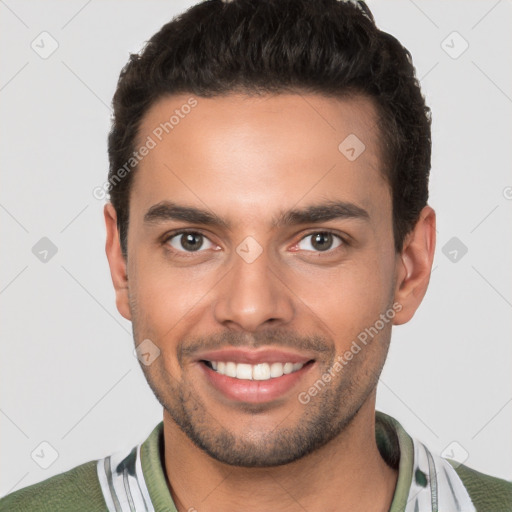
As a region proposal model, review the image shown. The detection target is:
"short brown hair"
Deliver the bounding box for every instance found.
[108,0,431,255]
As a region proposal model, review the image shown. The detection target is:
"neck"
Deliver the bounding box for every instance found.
[162,395,397,512]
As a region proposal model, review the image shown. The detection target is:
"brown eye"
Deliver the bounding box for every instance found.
[297,232,343,252]
[167,232,215,252]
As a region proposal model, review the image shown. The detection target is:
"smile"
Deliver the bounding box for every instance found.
[203,360,305,380]
[198,358,315,403]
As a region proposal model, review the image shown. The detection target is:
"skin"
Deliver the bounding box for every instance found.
[105,93,436,512]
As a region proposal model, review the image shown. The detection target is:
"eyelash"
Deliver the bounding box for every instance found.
[162,229,349,257]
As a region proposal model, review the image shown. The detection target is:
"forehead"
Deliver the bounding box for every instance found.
[130,93,389,226]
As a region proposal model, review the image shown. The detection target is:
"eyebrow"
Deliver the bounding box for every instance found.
[143,200,370,229]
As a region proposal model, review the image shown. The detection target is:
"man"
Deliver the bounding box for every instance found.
[1,0,510,510]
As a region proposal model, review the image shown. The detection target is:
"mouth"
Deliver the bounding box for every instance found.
[201,359,312,380]
[196,349,316,404]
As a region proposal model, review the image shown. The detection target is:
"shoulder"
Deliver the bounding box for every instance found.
[450,460,512,512]
[0,460,107,512]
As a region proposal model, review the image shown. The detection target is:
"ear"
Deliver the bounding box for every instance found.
[104,203,131,321]
[393,205,436,325]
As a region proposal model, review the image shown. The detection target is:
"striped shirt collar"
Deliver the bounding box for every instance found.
[97,411,476,512]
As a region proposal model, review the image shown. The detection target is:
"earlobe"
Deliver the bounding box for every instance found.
[104,203,132,321]
[393,206,436,325]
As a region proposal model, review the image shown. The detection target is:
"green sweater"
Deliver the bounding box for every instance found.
[1,411,510,511]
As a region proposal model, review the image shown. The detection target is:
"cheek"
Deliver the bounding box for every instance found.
[288,250,395,347]
[128,249,214,336]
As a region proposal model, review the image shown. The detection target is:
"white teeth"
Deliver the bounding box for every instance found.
[225,361,237,378]
[236,363,253,380]
[253,363,270,380]
[208,360,305,380]
[283,362,294,374]
[270,362,284,378]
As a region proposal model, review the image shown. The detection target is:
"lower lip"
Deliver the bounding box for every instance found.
[198,361,314,403]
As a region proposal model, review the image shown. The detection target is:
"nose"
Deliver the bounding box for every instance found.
[212,244,295,332]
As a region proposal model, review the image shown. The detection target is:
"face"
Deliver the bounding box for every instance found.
[106,93,426,467]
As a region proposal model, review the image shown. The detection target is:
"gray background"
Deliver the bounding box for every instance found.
[1,0,511,497]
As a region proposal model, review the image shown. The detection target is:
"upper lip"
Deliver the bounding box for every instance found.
[195,348,315,365]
